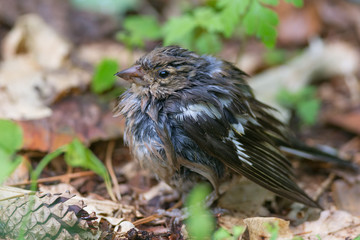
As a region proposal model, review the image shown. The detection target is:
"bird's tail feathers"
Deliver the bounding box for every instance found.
[279,140,359,172]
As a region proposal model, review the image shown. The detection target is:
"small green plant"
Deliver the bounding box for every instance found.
[91,58,126,99]
[186,184,246,240]
[277,86,321,126]
[292,236,305,240]
[116,15,162,49]
[213,228,232,240]
[27,139,114,199]
[91,58,119,94]
[185,184,215,240]
[213,226,245,240]
[265,223,308,240]
[117,0,304,53]
[0,120,24,184]
[264,49,287,66]
[266,222,280,240]
[64,139,115,200]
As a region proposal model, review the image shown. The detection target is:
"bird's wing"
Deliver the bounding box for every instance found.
[169,90,320,208]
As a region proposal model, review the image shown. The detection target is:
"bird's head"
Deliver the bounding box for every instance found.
[116,46,223,99]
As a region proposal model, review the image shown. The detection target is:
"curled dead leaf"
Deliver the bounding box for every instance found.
[244,217,293,240]
[294,210,360,240]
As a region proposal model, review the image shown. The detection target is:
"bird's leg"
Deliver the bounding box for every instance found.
[205,189,219,208]
[158,189,180,205]
[155,200,187,222]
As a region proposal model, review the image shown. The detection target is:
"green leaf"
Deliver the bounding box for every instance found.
[292,236,305,240]
[217,0,250,37]
[117,32,144,49]
[242,2,258,35]
[117,15,161,48]
[193,7,223,33]
[0,119,23,154]
[266,222,279,240]
[264,49,287,65]
[64,139,114,199]
[297,99,320,125]
[243,1,279,48]
[276,87,320,126]
[353,235,360,240]
[259,0,279,6]
[258,22,277,48]
[185,184,215,240]
[91,59,118,94]
[195,32,222,54]
[125,15,161,39]
[0,150,23,184]
[163,15,197,47]
[277,88,296,107]
[65,139,108,178]
[220,8,238,37]
[232,226,245,238]
[285,0,304,7]
[261,7,279,25]
[217,0,249,14]
[213,228,231,240]
[31,147,65,190]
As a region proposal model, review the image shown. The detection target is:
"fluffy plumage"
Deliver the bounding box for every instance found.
[115,46,352,208]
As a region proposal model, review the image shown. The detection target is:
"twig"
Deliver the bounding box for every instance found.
[0,192,36,202]
[105,140,121,201]
[314,172,336,201]
[327,223,360,235]
[8,171,95,186]
[293,231,314,236]
[132,200,183,226]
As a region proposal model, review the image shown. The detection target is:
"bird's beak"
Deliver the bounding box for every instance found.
[115,65,146,85]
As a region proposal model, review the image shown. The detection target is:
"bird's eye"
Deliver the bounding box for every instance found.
[158,70,170,78]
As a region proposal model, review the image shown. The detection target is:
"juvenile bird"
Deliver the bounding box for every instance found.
[115,46,354,208]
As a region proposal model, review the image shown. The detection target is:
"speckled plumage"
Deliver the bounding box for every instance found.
[116,46,324,207]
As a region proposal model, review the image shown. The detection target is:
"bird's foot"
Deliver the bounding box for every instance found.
[156,207,189,223]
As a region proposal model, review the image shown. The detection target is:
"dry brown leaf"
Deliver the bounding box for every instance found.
[244,217,293,240]
[0,0,118,45]
[318,0,360,39]
[2,14,71,68]
[332,179,360,216]
[218,214,246,239]
[293,210,360,240]
[250,40,360,121]
[77,41,145,71]
[236,52,264,75]
[76,197,140,221]
[0,14,91,120]
[340,137,360,166]
[325,111,360,135]
[218,177,274,216]
[141,181,174,201]
[16,94,125,152]
[0,57,54,119]
[275,1,322,46]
